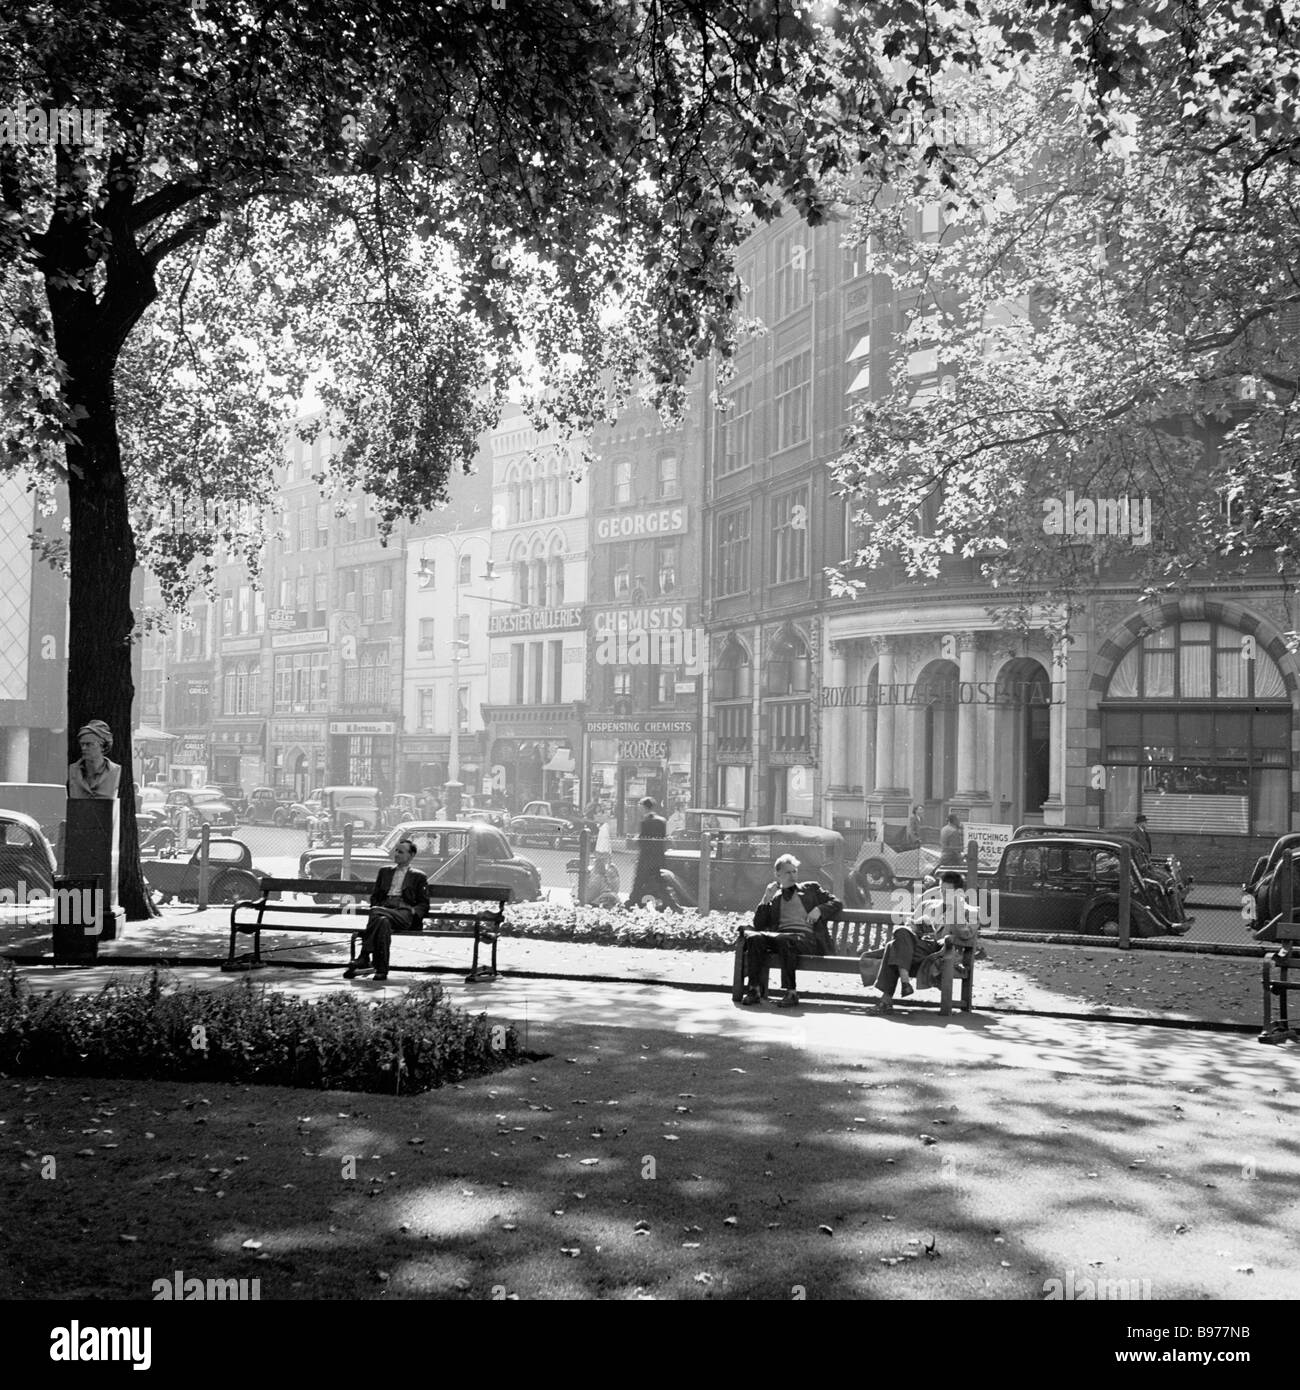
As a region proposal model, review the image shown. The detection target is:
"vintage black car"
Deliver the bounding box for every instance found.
[297,820,543,902]
[164,788,238,831]
[241,786,293,827]
[1242,832,1300,936]
[988,836,1189,937]
[141,837,274,904]
[659,825,848,912]
[1010,823,1192,917]
[136,809,178,856]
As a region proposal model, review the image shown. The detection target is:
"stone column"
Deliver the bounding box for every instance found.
[952,631,993,819]
[1042,637,1068,823]
[872,636,896,794]
[827,640,850,793]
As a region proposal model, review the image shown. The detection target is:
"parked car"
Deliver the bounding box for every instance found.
[302,786,384,845]
[141,837,272,905]
[1011,823,1192,921]
[384,793,419,829]
[136,809,177,856]
[659,825,848,912]
[242,786,293,827]
[464,807,510,830]
[287,796,321,829]
[851,831,941,891]
[986,836,1189,937]
[0,808,57,897]
[517,800,596,844]
[207,783,248,817]
[1242,832,1300,936]
[164,788,238,831]
[137,785,169,813]
[297,820,542,902]
[667,807,744,849]
[506,811,574,849]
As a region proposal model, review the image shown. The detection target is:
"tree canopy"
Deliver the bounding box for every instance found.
[830,2,1300,634]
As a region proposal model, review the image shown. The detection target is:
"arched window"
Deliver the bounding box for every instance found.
[534,557,549,608]
[614,459,632,506]
[1102,619,1289,835]
[765,625,811,696]
[532,470,545,519]
[546,465,560,517]
[507,469,520,524]
[561,473,573,514]
[515,561,530,608]
[716,634,752,700]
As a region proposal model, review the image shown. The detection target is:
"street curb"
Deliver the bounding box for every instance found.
[1,951,1265,1037]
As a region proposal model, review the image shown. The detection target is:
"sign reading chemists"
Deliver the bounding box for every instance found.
[592,604,703,669]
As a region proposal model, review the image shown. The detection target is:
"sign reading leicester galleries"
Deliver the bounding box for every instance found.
[487,606,584,636]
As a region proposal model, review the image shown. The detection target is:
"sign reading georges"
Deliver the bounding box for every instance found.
[594,505,686,541]
[618,739,668,762]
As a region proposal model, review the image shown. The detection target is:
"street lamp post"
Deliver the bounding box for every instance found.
[417,532,475,817]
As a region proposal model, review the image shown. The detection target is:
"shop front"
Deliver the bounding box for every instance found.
[400,733,486,800]
[483,706,584,812]
[170,735,210,787]
[210,721,266,791]
[328,719,398,799]
[268,718,327,799]
[584,716,697,834]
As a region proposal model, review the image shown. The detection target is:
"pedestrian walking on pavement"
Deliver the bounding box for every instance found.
[624,796,667,908]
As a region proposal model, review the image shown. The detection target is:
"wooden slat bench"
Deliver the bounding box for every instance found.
[731,908,976,1015]
[224,878,507,981]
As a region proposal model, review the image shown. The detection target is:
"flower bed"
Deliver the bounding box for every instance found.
[501,901,746,952]
[0,966,524,1094]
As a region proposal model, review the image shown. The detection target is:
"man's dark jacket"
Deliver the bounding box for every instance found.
[370,865,431,922]
[751,880,842,953]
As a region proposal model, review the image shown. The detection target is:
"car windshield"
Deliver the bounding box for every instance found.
[190,791,225,805]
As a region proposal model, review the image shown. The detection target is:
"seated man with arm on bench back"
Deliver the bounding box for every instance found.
[741,853,842,1009]
[345,837,429,981]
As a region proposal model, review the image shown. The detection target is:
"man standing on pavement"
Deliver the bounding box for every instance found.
[624,796,667,908]
[1133,814,1153,855]
[937,811,965,867]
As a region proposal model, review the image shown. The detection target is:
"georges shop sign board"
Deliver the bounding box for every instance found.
[594,506,687,541]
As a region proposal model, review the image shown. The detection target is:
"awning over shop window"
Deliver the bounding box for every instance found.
[543,748,576,773]
[133,725,176,741]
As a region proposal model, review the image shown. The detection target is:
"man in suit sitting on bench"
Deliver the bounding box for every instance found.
[345,837,429,981]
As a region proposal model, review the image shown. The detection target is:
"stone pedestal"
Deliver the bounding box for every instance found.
[63,798,125,941]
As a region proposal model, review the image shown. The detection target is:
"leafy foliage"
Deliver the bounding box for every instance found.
[831,7,1300,633]
[0,964,523,1094]
[503,899,745,951]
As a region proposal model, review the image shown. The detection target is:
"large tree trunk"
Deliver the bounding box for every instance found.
[45,165,159,920]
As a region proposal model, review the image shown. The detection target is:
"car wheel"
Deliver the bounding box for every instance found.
[1084,905,1120,937]
[211,870,262,905]
[859,859,894,890]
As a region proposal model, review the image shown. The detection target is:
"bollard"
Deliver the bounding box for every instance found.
[341,822,353,882]
[965,839,980,890]
[197,821,211,909]
[1117,842,1131,948]
[698,831,712,913]
[577,826,590,906]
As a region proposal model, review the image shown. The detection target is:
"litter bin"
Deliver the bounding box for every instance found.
[52,874,101,964]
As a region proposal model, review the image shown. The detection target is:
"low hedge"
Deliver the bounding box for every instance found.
[499,901,747,952]
[0,965,524,1094]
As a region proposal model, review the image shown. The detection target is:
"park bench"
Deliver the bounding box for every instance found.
[731,908,976,1016]
[224,877,506,981]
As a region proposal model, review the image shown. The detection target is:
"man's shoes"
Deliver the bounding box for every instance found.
[740,989,762,1005]
[373,972,388,982]
[776,990,799,1008]
[900,980,915,997]
[344,960,372,979]
[868,995,894,1013]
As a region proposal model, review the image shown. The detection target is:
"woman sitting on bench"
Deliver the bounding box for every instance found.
[345,838,429,982]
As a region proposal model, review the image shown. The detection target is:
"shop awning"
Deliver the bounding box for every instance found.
[133,725,176,741]
[543,748,576,773]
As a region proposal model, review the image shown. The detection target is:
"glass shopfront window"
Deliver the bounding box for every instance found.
[1102,621,1290,835]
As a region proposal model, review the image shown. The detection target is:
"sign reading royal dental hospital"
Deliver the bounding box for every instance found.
[594,505,687,541]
